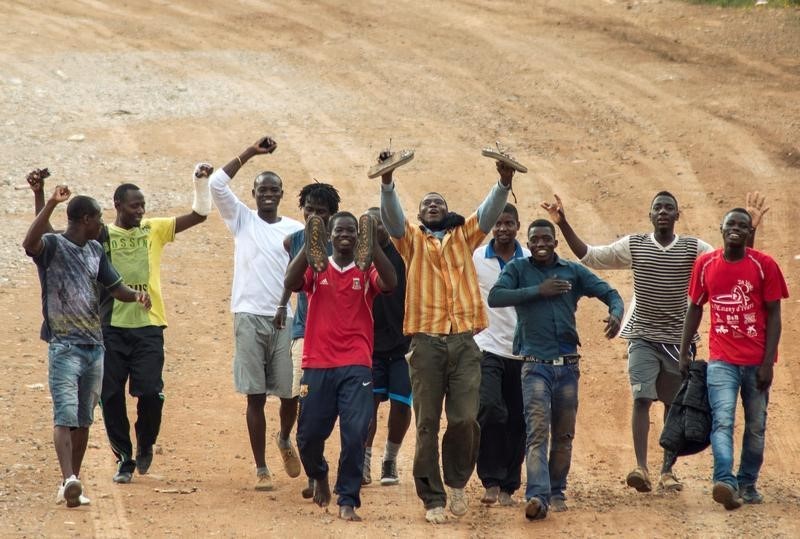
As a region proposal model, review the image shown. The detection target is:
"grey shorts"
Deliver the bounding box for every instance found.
[290,338,304,398]
[233,313,293,398]
[627,338,682,404]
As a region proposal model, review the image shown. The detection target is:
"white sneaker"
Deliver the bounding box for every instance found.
[56,476,84,508]
[448,487,468,517]
[425,506,447,524]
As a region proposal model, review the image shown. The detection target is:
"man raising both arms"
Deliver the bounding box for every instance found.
[378,148,514,523]
[209,136,304,490]
[542,191,767,493]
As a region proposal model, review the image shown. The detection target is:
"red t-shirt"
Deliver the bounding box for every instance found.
[302,259,382,369]
[688,248,789,366]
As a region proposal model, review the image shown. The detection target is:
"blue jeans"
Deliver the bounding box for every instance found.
[521,362,580,506]
[706,360,769,489]
[48,342,104,427]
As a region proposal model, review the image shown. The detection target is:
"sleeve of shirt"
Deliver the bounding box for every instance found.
[488,260,540,307]
[367,266,385,298]
[581,236,632,269]
[30,234,57,266]
[687,256,708,305]
[301,266,315,295]
[761,256,790,302]
[380,182,407,238]
[697,238,714,255]
[463,213,487,251]
[145,217,177,245]
[209,168,246,233]
[97,248,124,290]
[576,265,624,319]
[390,220,417,263]
[476,181,511,233]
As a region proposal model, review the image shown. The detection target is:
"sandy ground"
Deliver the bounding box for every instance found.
[1,0,799,537]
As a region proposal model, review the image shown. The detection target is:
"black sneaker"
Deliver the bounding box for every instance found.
[739,484,764,504]
[113,471,133,484]
[136,446,153,475]
[380,460,399,486]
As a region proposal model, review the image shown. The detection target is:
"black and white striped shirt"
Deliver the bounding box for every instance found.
[582,233,713,344]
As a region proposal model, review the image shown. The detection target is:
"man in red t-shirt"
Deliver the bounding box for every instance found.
[679,207,788,511]
[284,211,397,521]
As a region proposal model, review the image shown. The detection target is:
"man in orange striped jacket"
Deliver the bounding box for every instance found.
[378,151,515,523]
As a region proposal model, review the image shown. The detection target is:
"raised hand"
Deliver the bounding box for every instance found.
[540,194,566,225]
[50,184,71,204]
[194,163,214,178]
[496,160,515,187]
[538,276,573,297]
[253,136,277,155]
[745,191,769,230]
[27,168,50,193]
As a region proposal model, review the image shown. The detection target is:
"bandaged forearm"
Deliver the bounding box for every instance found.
[192,163,213,216]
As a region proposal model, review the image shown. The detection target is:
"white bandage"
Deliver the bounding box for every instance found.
[192,162,213,216]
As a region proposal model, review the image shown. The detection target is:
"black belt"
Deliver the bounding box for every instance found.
[523,354,580,366]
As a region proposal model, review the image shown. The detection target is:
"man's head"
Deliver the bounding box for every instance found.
[328,211,358,257]
[417,192,448,229]
[298,182,341,225]
[493,203,520,248]
[365,207,389,247]
[67,195,104,239]
[252,171,283,214]
[527,218,558,265]
[720,208,753,249]
[113,183,145,229]
[649,191,679,234]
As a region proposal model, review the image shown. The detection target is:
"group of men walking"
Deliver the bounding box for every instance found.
[25,136,788,522]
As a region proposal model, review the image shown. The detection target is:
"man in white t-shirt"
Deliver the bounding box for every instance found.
[209,136,304,491]
[473,203,531,508]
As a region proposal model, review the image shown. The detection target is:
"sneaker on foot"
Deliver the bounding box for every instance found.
[425,506,447,524]
[380,460,399,486]
[550,497,568,512]
[255,470,274,491]
[712,482,744,510]
[61,475,82,508]
[448,487,468,517]
[275,433,301,478]
[524,497,547,521]
[739,484,764,504]
[658,471,683,492]
[481,486,500,505]
[56,478,88,507]
[626,466,652,493]
[498,491,517,506]
[136,446,153,475]
[113,471,132,484]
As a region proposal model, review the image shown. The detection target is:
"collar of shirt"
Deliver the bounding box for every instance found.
[484,239,525,270]
[527,253,569,270]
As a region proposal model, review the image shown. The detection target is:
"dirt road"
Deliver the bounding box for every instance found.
[1,1,798,536]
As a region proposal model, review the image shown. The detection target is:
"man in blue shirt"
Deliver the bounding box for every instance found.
[488,219,623,521]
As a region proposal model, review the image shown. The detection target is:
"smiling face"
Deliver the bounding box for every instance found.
[418,192,448,228]
[493,211,519,248]
[528,225,558,265]
[721,210,752,249]
[649,194,679,234]
[252,174,283,214]
[330,214,358,256]
[115,189,145,229]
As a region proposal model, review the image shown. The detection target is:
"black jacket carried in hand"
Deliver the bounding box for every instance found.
[659,360,711,456]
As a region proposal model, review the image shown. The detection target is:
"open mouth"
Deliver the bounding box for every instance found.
[535,248,550,256]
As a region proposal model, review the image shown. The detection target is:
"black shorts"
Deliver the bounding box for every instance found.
[372,354,412,406]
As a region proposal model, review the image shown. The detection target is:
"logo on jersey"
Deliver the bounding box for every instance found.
[352,278,362,290]
[711,279,753,308]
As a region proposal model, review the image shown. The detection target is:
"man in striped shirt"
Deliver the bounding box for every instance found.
[541,191,765,493]
[378,151,514,524]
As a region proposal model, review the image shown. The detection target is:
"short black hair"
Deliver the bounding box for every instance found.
[329,211,358,230]
[254,171,282,188]
[67,195,101,222]
[723,207,752,225]
[298,182,340,214]
[113,183,141,204]
[527,218,556,236]
[651,191,678,209]
[500,203,519,222]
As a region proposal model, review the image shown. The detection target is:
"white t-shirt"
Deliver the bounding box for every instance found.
[472,240,531,359]
[210,169,303,317]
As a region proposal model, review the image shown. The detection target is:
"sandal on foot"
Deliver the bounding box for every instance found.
[305,215,328,273]
[626,467,652,493]
[658,472,683,492]
[367,149,415,179]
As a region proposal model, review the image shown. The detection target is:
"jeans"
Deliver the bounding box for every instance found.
[706,360,769,489]
[408,332,482,510]
[522,362,580,506]
[49,342,104,427]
